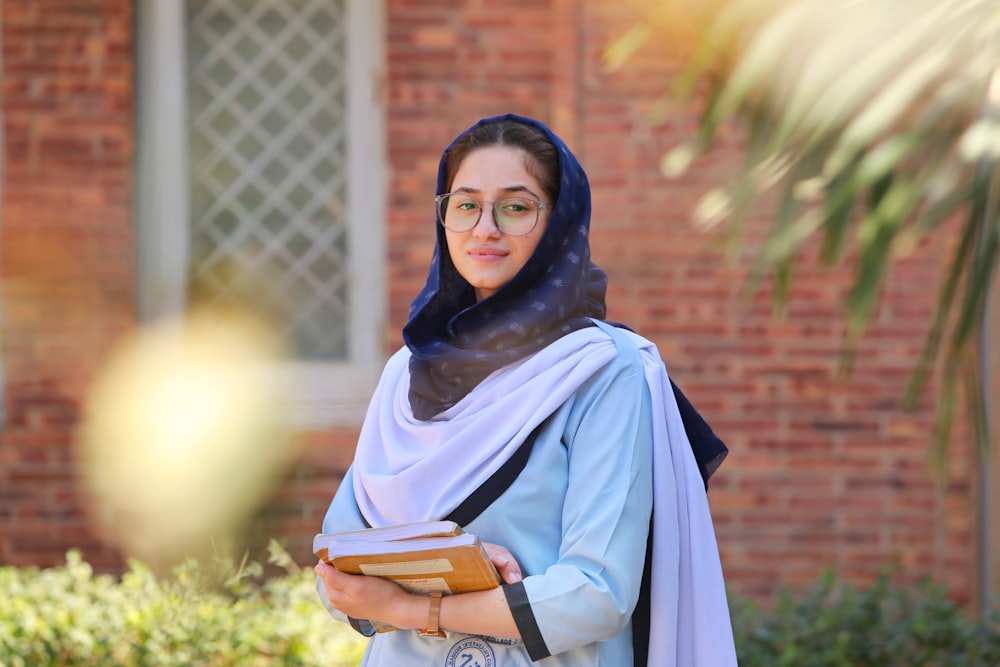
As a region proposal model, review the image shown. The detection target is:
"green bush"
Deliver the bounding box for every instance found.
[732,570,1000,667]
[0,541,368,667]
[5,550,1000,667]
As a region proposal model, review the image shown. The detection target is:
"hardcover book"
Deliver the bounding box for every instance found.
[313,519,502,598]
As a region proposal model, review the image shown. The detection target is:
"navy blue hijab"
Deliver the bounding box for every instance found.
[403,114,607,418]
[402,113,727,486]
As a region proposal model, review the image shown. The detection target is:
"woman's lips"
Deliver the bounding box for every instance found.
[469,246,507,261]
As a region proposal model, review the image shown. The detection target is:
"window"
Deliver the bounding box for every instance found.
[135,0,385,426]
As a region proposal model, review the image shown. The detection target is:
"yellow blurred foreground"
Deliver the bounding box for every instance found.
[79,307,298,568]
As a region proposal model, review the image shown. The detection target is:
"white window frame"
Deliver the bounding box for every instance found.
[134,0,385,427]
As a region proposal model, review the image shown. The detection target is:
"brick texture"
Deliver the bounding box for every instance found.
[0,0,981,611]
[1,0,134,570]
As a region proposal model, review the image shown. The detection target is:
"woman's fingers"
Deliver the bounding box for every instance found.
[482,542,523,584]
[316,560,413,625]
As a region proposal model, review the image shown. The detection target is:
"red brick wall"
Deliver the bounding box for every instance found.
[0,0,979,610]
[0,0,134,569]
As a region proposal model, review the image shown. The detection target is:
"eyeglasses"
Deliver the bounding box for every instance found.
[435,193,552,237]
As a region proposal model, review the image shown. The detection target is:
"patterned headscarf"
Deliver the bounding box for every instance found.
[403,114,608,420]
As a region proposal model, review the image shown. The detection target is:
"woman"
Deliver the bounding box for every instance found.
[316,114,736,666]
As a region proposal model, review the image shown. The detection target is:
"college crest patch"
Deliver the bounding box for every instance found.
[445,636,496,667]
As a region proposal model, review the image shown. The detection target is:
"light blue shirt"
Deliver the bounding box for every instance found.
[320,326,655,665]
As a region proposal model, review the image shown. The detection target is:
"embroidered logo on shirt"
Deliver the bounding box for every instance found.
[445,637,496,667]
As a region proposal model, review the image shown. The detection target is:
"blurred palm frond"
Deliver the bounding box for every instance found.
[608,0,1000,461]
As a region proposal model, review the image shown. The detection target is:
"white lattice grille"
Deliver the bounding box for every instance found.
[187,0,349,359]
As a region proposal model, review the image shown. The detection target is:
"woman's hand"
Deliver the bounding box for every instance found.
[482,541,523,584]
[315,561,422,628]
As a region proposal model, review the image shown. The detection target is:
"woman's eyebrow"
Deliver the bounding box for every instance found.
[452,184,543,199]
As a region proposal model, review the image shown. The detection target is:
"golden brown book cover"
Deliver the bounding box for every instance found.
[313,521,502,631]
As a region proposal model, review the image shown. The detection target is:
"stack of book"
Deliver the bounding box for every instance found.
[313,519,502,598]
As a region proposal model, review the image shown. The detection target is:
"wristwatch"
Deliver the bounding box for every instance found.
[418,591,446,638]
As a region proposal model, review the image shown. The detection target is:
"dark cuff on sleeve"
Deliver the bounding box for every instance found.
[349,617,376,637]
[502,581,550,662]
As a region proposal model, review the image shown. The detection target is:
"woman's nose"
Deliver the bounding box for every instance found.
[472,204,502,237]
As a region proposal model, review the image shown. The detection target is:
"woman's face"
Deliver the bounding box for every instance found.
[444,145,552,301]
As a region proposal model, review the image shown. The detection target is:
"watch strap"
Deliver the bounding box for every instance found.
[418,591,446,638]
